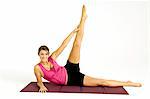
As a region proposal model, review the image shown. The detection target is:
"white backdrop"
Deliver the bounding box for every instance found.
[0,0,149,99]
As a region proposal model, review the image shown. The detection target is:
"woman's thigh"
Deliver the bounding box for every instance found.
[83,75,105,86]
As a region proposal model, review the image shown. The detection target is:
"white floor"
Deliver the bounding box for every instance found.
[0,75,149,99]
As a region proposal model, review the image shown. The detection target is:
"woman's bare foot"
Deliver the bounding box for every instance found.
[127,81,142,87]
[81,5,87,20]
[77,5,87,30]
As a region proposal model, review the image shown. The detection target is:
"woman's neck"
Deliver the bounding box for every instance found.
[40,61,48,65]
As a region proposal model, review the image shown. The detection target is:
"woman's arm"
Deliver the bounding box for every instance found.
[34,65,48,93]
[51,27,79,60]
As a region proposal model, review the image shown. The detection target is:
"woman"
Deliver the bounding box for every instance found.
[34,5,142,93]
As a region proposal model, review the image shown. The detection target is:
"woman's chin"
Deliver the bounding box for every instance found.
[41,60,47,63]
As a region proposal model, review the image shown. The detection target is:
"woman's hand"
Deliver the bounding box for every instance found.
[72,26,80,34]
[39,86,48,93]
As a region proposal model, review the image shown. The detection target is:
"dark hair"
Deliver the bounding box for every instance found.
[38,45,49,55]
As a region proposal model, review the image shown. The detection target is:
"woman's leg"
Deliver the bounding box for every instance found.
[68,5,87,64]
[83,75,142,87]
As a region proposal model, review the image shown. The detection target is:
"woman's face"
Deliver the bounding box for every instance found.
[39,50,49,62]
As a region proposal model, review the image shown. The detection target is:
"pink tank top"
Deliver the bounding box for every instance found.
[38,56,68,85]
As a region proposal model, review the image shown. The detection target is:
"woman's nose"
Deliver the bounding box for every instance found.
[43,56,47,58]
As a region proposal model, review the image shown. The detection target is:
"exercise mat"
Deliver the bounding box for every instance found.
[20,82,128,95]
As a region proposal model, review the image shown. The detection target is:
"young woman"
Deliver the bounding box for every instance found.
[34,5,142,93]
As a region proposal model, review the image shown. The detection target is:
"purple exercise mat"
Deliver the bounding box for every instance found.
[20,82,129,95]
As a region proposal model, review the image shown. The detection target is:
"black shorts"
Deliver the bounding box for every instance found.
[64,60,85,86]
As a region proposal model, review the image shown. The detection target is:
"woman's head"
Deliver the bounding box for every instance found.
[38,45,50,62]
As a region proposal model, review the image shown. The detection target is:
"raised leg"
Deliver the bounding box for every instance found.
[68,5,87,64]
[83,75,142,87]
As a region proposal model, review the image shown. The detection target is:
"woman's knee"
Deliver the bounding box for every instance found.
[97,80,110,86]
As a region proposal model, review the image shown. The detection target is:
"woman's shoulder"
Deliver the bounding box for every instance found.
[48,55,56,63]
[34,64,44,77]
[34,64,41,71]
[49,53,57,61]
